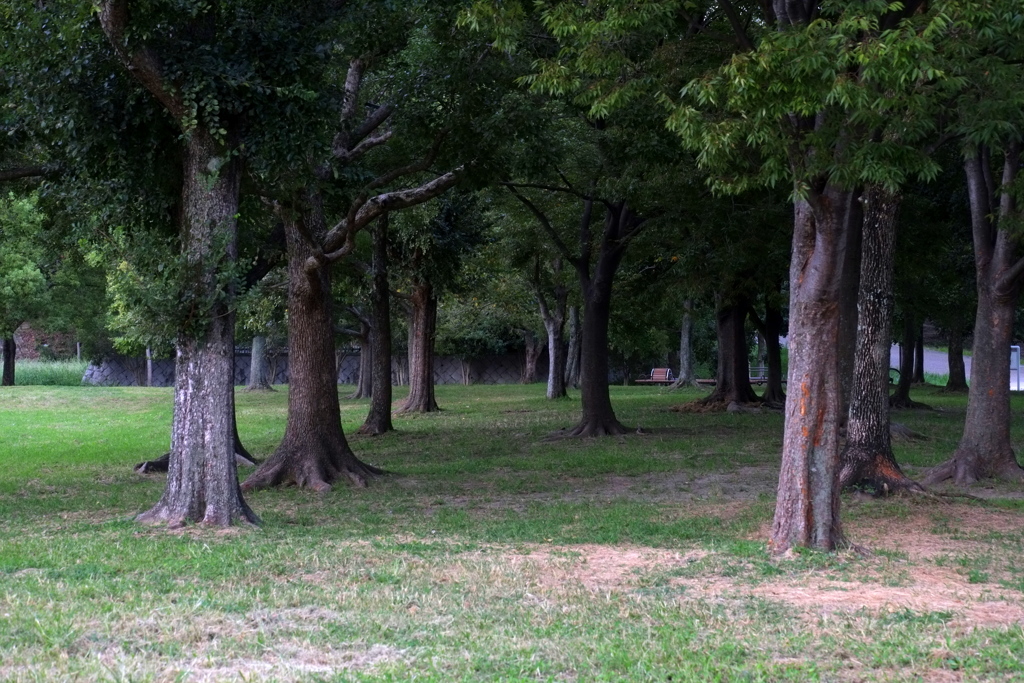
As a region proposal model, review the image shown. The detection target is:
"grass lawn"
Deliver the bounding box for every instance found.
[1,383,1023,681]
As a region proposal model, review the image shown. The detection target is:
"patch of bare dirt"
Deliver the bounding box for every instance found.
[475,507,1024,631]
[500,543,707,593]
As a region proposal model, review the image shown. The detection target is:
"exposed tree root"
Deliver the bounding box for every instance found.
[135,449,257,474]
[888,394,932,410]
[840,444,924,495]
[544,418,630,440]
[241,441,385,492]
[136,504,260,528]
[890,422,927,442]
[922,448,1024,487]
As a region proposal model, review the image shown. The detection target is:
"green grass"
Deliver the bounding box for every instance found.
[0,358,88,385]
[1,383,1023,681]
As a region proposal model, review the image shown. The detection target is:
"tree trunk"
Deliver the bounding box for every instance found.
[839,185,922,494]
[136,393,257,473]
[535,266,568,399]
[348,322,372,399]
[567,204,635,437]
[397,279,439,413]
[703,295,759,405]
[889,316,920,408]
[837,191,864,424]
[137,129,258,527]
[521,330,542,384]
[913,325,926,383]
[242,205,382,491]
[761,303,787,405]
[670,299,699,389]
[564,306,581,389]
[359,214,395,435]
[2,337,15,386]
[945,324,968,392]
[771,188,850,554]
[246,336,274,391]
[926,146,1024,486]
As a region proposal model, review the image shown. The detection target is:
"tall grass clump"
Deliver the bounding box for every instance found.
[1,359,88,385]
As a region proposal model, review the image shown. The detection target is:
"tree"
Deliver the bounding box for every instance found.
[242,10,490,489]
[87,0,359,525]
[0,193,48,385]
[839,184,923,493]
[670,0,959,550]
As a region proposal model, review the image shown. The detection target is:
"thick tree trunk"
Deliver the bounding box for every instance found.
[670,300,698,389]
[839,186,922,494]
[926,148,1024,486]
[348,323,372,399]
[564,306,581,389]
[2,337,14,386]
[567,205,635,437]
[703,295,759,405]
[521,330,542,384]
[242,206,382,491]
[945,325,968,392]
[397,279,439,413]
[135,394,257,473]
[359,215,395,435]
[137,129,258,527]
[771,189,850,554]
[246,336,274,391]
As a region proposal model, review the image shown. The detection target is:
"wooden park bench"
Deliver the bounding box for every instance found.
[636,368,674,385]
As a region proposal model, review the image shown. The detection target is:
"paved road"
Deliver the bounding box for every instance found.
[889,345,971,378]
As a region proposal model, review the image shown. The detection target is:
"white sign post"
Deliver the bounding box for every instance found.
[1011,345,1021,391]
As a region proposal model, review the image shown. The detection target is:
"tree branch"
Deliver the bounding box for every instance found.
[505,185,576,265]
[0,164,58,183]
[320,167,464,260]
[718,0,756,51]
[96,0,184,119]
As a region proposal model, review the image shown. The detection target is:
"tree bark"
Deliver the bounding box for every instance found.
[135,394,257,473]
[246,335,274,391]
[837,191,864,423]
[397,279,439,413]
[567,204,637,436]
[2,337,15,386]
[242,205,382,491]
[564,305,581,389]
[670,299,699,389]
[534,259,569,399]
[703,295,759,405]
[136,129,258,527]
[348,322,372,399]
[760,303,787,405]
[359,214,395,435]
[521,330,542,384]
[926,145,1024,486]
[889,316,919,408]
[543,317,568,398]
[945,324,968,392]
[771,188,850,554]
[839,185,922,494]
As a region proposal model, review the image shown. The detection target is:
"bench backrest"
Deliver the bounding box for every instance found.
[650,368,672,381]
